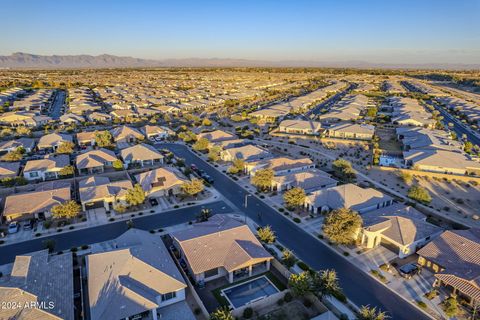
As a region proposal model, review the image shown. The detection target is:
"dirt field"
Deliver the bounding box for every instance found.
[366,167,480,221]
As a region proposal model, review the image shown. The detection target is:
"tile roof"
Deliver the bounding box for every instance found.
[3,187,71,217]
[76,148,117,169]
[120,143,163,162]
[135,167,187,194]
[171,215,272,274]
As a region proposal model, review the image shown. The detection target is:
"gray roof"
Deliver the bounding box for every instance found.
[0,250,74,320]
[362,203,442,245]
[87,229,186,320]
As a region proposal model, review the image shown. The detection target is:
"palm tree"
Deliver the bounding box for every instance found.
[311,269,341,300]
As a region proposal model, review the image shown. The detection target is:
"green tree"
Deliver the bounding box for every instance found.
[283,187,306,209]
[443,297,459,318]
[227,158,245,174]
[209,306,234,320]
[311,269,341,300]
[16,126,31,136]
[357,305,388,320]
[365,106,378,118]
[257,225,276,243]
[178,131,197,143]
[208,145,222,162]
[251,168,274,192]
[464,141,473,154]
[51,201,81,219]
[288,272,312,297]
[323,208,362,245]
[202,118,212,126]
[59,165,74,176]
[43,239,56,253]
[56,141,75,154]
[181,178,205,197]
[1,149,23,161]
[113,159,124,170]
[193,137,210,151]
[332,159,356,182]
[282,249,296,268]
[125,184,146,206]
[407,186,432,204]
[397,170,413,184]
[95,130,113,148]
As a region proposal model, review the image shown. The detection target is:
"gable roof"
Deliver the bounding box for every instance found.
[0,250,74,320]
[171,215,272,274]
[4,187,71,217]
[306,184,392,211]
[197,130,236,142]
[136,167,187,194]
[37,133,73,148]
[24,154,70,173]
[110,126,144,141]
[249,157,313,173]
[87,229,186,320]
[76,148,118,169]
[362,204,442,245]
[79,178,133,203]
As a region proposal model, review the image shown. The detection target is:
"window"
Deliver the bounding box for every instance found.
[29,172,39,177]
[204,268,218,278]
[161,291,176,302]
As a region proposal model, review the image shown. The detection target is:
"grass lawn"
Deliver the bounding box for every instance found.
[212,271,287,306]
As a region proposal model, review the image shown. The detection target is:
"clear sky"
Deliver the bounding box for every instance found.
[1,0,479,64]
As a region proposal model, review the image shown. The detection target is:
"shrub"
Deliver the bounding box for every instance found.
[70,247,78,252]
[284,292,293,303]
[293,217,301,223]
[277,299,284,306]
[303,298,313,308]
[193,308,201,315]
[69,226,74,230]
[109,217,115,222]
[243,307,253,319]
[333,290,347,303]
[81,245,89,250]
[417,300,427,309]
[35,233,42,237]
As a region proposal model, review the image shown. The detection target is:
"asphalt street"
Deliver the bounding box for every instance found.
[0,200,233,265]
[159,143,431,320]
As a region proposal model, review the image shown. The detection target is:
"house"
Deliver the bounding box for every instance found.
[249,105,290,123]
[360,203,442,258]
[60,113,85,124]
[110,125,144,144]
[87,229,188,320]
[403,149,480,176]
[221,144,271,162]
[417,229,480,306]
[326,123,375,141]
[111,109,138,120]
[79,176,133,211]
[171,215,273,284]
[37,133,73,152]
[0,111,52,127]
[246,157,314,176]
[142,125,174,140]
[213,138,247,150]
[120,143,164,167]
[271,169,337,192]
[3,186,71,221]
[278,119,323,135]
[304,184,393,214]
[0,162,20,179]
[0,250,74,320]
[197,129,236,143]
[76,131,98,147]
[87,111,112,123]
[136,167,188,197]
[76,148,118,174]
[0,138,36,153]
[23,154,70,181]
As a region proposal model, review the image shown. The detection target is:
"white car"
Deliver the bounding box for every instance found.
[8,222,20,234]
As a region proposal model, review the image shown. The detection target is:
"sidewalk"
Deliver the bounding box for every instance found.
[1,186,222,246]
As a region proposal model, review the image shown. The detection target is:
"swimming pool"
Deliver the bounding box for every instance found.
[221,276,279,309]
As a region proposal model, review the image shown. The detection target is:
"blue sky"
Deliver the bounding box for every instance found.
[1,0,479,64]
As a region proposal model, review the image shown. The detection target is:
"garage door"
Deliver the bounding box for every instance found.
[85,201,104,209]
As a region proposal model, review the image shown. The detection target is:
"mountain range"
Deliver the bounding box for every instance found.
[0,52,478,70]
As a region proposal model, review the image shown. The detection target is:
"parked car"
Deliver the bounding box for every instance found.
[399,263,421,279]
[23,219,35,231]
[8,222,20,234]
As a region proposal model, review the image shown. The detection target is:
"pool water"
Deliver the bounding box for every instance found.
[222,276,279,308]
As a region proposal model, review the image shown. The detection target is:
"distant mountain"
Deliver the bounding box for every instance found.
[0,52,479,70]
